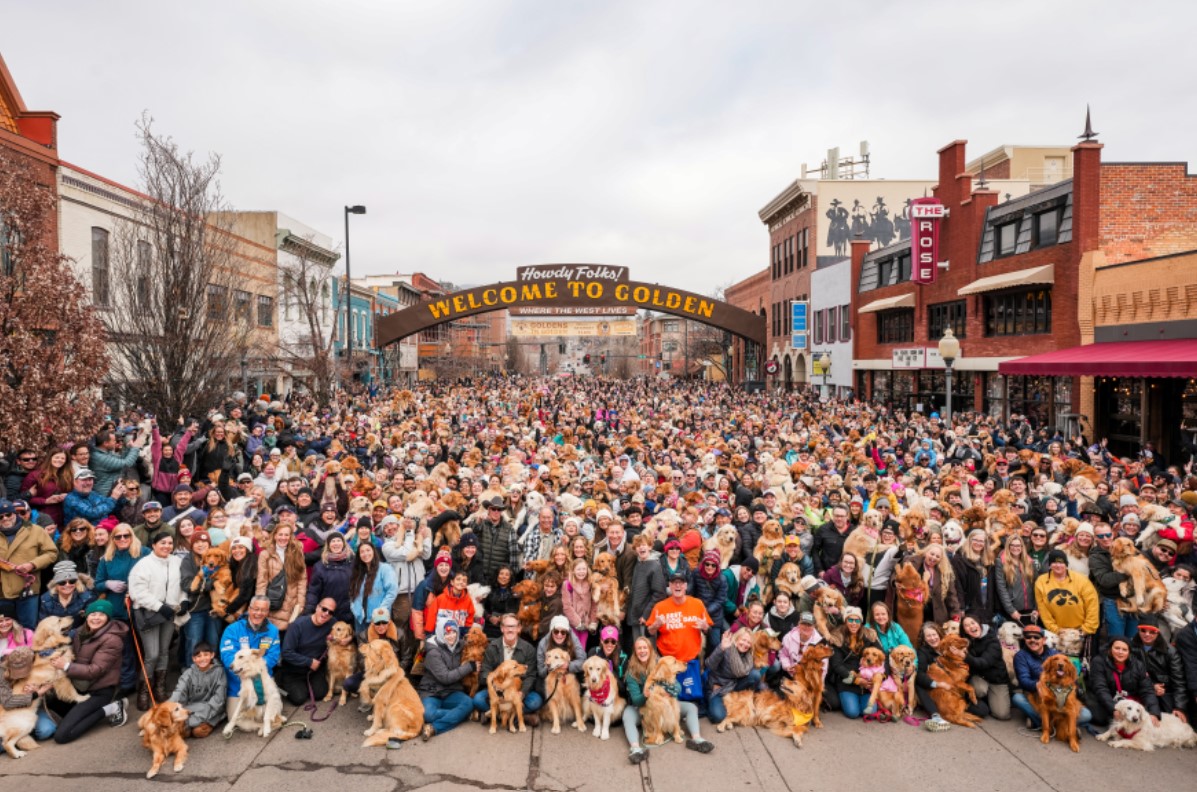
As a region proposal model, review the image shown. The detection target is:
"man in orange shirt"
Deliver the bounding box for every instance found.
[647,572,712,663]
[424,569,475,637]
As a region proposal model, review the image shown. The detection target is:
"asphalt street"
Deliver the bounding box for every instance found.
[3,700,1193,791]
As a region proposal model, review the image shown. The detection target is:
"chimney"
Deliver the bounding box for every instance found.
[934,140,968,206]
[849,235,872,361]
[1072,141,1103,252]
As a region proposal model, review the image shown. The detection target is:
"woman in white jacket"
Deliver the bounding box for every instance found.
[127,531,183,711]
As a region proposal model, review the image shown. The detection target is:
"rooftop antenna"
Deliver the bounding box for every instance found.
[1079,105,1099,142]
[976,152,989,190]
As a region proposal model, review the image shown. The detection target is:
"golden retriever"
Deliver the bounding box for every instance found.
[512,579,544,641]
[704,524,739,569]
[752,631,782,668]
[640,656,687,745]
[543,647,585,734]
[1109,537,1167,614]
[0,690,39,758]
[717,644,832,747]
[1097,698,1197,751]
[29,616,89,704]
[773,562,803,598]
[928,634,980,728]
[324,620,357,704]
[223,646,285,738]
[875,645,917,719]
[591,573,622,627]
[812,587,847,646]
[487,660,528,734]
[893,562,929,647]
[192,545,237,618]
[580,655,625,740]
[361,664,424,746]
[460,624,490,697]
[138,701,189,778]
[1036,653,1082,752]
[358,639,400,711]
[753,520,785,571]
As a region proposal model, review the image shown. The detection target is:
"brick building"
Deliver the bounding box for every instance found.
[722,268,768,384]
[0,52,60,258]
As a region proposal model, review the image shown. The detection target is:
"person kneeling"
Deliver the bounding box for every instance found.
[169,642,226,738]
[274,597,336,705]
[473,613,542,726]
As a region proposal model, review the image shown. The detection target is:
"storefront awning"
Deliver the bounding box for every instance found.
[999,338,1197,377]
[857,293,915,314]
[958,264,1054,296]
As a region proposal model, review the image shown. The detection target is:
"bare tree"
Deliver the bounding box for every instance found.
[276,235,338,404]
[0,148,108,449]
[105,117,257,420]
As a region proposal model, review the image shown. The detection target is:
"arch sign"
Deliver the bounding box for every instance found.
[375,264,767,348]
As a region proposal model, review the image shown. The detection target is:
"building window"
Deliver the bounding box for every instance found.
[257,294,273,327]
[234,289,252,323]
[897,252,911,283]
[840,304,851,340]
[984,288,1051,336]
[813,308,822,345]
[928,300,967,340]
[799,229,809,268]
[1032,207,1062,248]
[877,257,892,287]
[664,320,680,333]
[91,227,110,306]
[826,307,837,343]
[207,284,227,319]
[876,309,914,344]
[135,240,152,309]
[996,222,1018,257]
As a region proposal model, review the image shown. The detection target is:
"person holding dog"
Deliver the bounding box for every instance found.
[219,595,281,720]
[473,612,541,725]
[46,599,130,743]
[1010,624,1093,730]
[0,646,57,751]
[1087,636,1161,730]
[417,618,477,740]
[168,641,226,738]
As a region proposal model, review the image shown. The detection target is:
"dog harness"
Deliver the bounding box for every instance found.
[589,677,613,707]
[1046,683,1073,710]
[1116,726,1140,740]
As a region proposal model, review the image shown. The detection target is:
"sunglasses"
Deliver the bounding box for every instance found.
[552,629,568,635]
[70,527,89,533]
[60,579,78,585]
[702,562,717,568]
[1158,548,1176,557]
[316,606,334,614]
[1096,533,1113,539]
[1024,636,1043,642]
[846,618,862,624]
[602,638,617,644]
[1137,626,1159,633]
[113,533,132,539]
[18,457,37,463]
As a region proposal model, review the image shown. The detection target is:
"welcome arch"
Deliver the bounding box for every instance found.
[375,271,767,349]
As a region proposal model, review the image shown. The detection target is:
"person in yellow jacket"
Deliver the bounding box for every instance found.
[1034,548,1099,636]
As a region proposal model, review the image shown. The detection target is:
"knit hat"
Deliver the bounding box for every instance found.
[800,574,822,592]
[193,531,211,544]
[434,550,453,567]
[843,606,863,622]
[702,549,722,568]
[86,599,114,618]
[663,538,682,552]
[600,625,619,642]
[51,559,79,586]
[457,533,479,549]
[4,646,33,679]
[1119,494,1138,509]
[1046,549,1068,566]
[742,557,760,573]
[1074,524,1095,538]
[549,615,570,633]
[321,501,338,513]
[231,536,254,552]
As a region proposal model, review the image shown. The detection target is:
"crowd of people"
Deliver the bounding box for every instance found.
[2,376,1197,763]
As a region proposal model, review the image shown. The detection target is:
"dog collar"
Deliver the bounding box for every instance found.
[37,648,57,658]
[1116,726,1139,740]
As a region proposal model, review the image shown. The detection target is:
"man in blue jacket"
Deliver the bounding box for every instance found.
[1010,624,1092,730]
[219,596,281,715]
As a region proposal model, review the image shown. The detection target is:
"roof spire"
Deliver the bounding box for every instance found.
[976,153,988,190]
[1079,105,1099,142]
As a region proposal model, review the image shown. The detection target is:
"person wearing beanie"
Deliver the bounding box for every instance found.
[127,530,184,709]
[536,613,587,700]
[1034,547,1099,637]
[690,549,729,650]
[417,615,476,740]
[304,532,355,626]
[48,596,131,743]
[39,559,95,629]
[168,640,226,739]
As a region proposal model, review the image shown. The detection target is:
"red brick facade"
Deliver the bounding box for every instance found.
[723,268,769,383]
[1100,163,1197,264]
[0,53,60,245]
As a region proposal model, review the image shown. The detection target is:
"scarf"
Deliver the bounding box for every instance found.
[324,551,350,564]
[589,676,613,706]
[722,644,753,679]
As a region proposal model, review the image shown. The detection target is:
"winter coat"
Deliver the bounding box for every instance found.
[349,564,399,629]
[688,572,729,630]
[219,616,280,698]
[255,546,308,631]
[418,636,472,698]
[472,517,519,584]
[170,662,227,727]
[965,625,1010,685]
[482,585,519,638]
[995,559,1036,618]
[626,558,666,627]
[766,604,799,637]
[0,521,58,597]
[95,546,150,621]
[810,522,850,574]
[1089,651,1161,719]
[88,444,141,502]
[66,618,129,692]
[479,636,537,698]
[304,556,354,623]
[707,642,756,692]
[871,622,914,656]
[381,530,433,594]
[1013,645,1059,693]
[951,554,996,623]
[779,627,828,677]
[39,585,95,628]
[1132,637,1189,713]
[828,630,882,695]
[535,630,586,694]
[22,471,67,527]
[1087,547,1129,601]
[128,552,184,615]
[562,576,596,631]
[63,491,119,525]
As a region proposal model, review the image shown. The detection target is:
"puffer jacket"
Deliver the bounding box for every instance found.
[1087,547,1128,600]
[1132,637,1189,713]
[304,556,353,623]
[1089,651,1161,719]
[169,662,227,727]
[688,571,729,629]
[418,635,472,697]
[67,619,129,692]
[964,625,1010,685]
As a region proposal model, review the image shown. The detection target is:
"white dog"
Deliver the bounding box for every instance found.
[1162,576,1195,632]
[467,583,491,623]
[996,621,1023,680]
[1097,699,1197,751]
[222,647,285,738]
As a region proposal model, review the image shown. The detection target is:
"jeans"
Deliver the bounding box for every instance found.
[181,611,224,668]
[472,689,544,713]
[421,691,474,734]
[6,595,38,631]
[1101,597,1139,641]
[1011,691,1092,728]
[622,701,703,748]
[119,627,138,690]
[839,690,869,719]
[0,707,56,753]
[707,670,762,724]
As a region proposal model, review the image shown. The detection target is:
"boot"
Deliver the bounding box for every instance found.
[191,723,213,739]
[136,679,151,712]
[153,671,169,704]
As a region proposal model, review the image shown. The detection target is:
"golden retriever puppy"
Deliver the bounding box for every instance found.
[812,587,847,646]
[483,659,527,734]
[29,616,89,704]
[543,647,585,734]
[1109,537,1167,614]
[580,656,625,740]
[324,620,357,704]
[358,639,400,710]
[640,656,686,745]
[362,664,424,746]
[192,545,237,618]
[461,624,490,697]
[138,701,189,778]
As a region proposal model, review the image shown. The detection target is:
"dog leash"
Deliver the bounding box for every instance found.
[304,649,338,722]
[125,595,158,709]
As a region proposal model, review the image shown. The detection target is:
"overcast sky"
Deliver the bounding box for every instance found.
[4,1,1194,293]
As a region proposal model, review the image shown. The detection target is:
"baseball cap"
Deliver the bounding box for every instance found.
[74,468,96,480]
[372,607,390,625]
[668,571,688,583]
[237,473,254,483]
[142,501,162,512]
[799,612,815,626]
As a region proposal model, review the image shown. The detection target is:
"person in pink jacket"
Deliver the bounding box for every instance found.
[562,557,597,649]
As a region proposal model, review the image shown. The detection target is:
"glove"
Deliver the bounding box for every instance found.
[464,661,477,674]
[157,604,176,620]
[106,581,127,594]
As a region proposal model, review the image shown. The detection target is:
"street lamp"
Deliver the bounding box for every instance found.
[343,205,366,384]
[240,353,248,397]
[938,327,960,423]
[816,351,832,401]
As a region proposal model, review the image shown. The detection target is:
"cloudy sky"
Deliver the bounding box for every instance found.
[4,1,1194,293]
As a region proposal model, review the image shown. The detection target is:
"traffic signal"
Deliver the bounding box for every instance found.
[584,354,591,364]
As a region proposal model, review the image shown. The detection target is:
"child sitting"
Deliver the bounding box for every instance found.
[168,642,227,738]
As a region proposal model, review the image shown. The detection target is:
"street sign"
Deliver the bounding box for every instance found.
[790,302,808,350]
[637,354,646,359]
[765,359,780,375]
[911,197,944,284]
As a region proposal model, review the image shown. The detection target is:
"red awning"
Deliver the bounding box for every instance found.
[999,339,1197,377]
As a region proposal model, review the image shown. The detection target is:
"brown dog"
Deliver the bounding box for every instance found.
[591,573,622,627]
[812,587,847,646]
[461,624,490,697]
[1110,538,1167,614]
[487,660,528,734]
[893,562,929,647]
[512,579,544,641]
[138,701,190,778]
[719,644,832,746]
[543,647,585,734]
[640,656,687,745]
[927,634,981,727]
[192,546,237,618]
[1035,654,1081,752]
[751,631,782,668]
[876,645,918,718]
[773,562,803,598]
[324,621,356,704]
[362,664,424,746]
[29,616,89,704]
[358,639,400,710]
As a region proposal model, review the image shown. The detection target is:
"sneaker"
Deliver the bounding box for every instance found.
[923,715,951,733]
[685,739,714,754]
[107,697,128,727]
[628,748,646,765]
[386,738,403,750]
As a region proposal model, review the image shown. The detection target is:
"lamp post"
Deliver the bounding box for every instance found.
[820,351,832,401]
[240,352,248,397]
[938,327,960,423]
[343,205,366,385]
